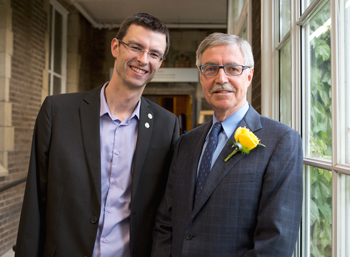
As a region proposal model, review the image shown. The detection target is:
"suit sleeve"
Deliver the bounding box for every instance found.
[15,97,52,256]
[151,136,182,257]
[243,129,303,257]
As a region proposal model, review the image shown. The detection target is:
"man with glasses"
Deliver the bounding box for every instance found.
[152,33,303,256]
[16,13,179,257]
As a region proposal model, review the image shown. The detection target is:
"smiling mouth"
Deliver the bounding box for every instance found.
[131,66,147,74]
[210,86,237,94]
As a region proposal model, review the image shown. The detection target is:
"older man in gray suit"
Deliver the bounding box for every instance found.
[152,33,303,257]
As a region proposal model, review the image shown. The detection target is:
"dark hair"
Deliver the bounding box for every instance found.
[116,13,170,57]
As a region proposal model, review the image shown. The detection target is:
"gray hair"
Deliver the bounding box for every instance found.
[196,33,254,68]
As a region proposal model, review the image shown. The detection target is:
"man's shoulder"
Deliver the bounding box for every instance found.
[44,86,101,107]
[258,115,301,141]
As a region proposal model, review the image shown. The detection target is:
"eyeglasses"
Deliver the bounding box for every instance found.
[199,64,250,76]
[117,39,165,62]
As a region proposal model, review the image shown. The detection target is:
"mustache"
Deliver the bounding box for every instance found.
[209,84,237,94]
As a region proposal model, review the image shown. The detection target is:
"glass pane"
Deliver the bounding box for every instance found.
[279,39,291,126]
[279,0,290,40]
[303,165,332,257]
[49,5,53,71]
[301,0,312,14]
[53,75,61,95]
[338,173,350,257]
[337,0,350,166]
[54,10,62,74]
[240,16,247,40]
[302,3,331,160]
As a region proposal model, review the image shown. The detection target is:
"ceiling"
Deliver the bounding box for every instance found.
[69,0,229,29]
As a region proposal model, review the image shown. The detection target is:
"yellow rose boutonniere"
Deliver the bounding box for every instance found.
[224,126,265,162]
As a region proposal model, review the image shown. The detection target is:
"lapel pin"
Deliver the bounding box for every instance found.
[148,113,153,119]
[145,122,150,128]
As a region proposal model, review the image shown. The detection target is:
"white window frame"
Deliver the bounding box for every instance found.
[49,0,68,95]
[262,0,350,256]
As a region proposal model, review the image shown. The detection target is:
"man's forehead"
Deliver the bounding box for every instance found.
[202,44,243,63]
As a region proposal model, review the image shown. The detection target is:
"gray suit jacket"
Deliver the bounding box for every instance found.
[152,106,303,257]
[15,85,179,257]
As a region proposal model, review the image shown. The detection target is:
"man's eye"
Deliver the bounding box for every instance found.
[149,52,161,59]
[205,66,216,72]
[227,66,240,72]
[130,46,142,52]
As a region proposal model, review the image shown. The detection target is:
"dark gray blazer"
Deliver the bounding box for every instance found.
[15,85,179,257]
[152,106,303,257]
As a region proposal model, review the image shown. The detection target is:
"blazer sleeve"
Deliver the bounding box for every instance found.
[15,97,52,256]
[151,136,182,257]
[243,129,303,257]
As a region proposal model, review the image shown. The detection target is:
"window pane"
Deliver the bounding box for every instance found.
[302,3,331,160]
[338,173,350,257]
[303,165,332,257]
[53,75,61,95]
[337,0,350,166]
[279,0,290,40]
[279,39,291,127]
[54,10,62,74]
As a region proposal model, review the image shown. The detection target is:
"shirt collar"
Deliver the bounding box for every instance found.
[212,101,249,139]
[100,82,140,121]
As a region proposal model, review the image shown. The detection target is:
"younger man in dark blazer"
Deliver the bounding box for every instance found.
[16,13,179,257]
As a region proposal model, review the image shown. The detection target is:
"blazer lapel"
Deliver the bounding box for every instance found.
[131,97,154,199]
[183,122,212,211]
[80,86,102,205]
[192,106,262,216]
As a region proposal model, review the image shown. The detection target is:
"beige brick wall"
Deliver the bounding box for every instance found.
[0,0,47,254]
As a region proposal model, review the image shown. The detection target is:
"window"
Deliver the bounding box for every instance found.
[262,0,350,256]
[48,0,67,95]
[228,0,252,103]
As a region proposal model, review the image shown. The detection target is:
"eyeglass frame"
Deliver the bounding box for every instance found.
[116,38,165,62]
[198,64,251,76]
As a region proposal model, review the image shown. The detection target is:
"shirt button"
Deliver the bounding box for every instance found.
[111,180,117,185]
[103,238,107,243]
[107,209,111,213]
[115,150,120,155]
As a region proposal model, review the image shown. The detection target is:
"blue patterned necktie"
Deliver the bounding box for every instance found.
[195,122,222,201]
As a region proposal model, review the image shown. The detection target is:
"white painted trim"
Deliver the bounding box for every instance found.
[261,0,278,119]
[49,0,68,95]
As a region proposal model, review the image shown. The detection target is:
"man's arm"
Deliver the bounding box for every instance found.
[15,98,52,256]
[151,136,182,257]
[244,129,303,257]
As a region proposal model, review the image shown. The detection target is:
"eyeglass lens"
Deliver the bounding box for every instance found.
[201,65,244,76]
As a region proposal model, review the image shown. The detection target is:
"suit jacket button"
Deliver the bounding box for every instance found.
[91,216,98,224]
[186,233,193,240]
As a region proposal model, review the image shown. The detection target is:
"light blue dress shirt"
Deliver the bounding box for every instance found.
[197,102,249,176]
[92,83,140,257]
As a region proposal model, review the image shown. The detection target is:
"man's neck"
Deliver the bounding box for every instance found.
[104,81,143,121]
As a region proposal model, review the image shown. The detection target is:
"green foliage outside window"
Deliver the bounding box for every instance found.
[308,3,332,257]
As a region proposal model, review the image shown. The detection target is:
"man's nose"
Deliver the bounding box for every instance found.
[137,51,149,64]
[215,67,229,84]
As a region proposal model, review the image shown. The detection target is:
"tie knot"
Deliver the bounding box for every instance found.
[211,122,222,136]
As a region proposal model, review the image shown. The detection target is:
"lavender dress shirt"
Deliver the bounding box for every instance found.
[92,83,140,257]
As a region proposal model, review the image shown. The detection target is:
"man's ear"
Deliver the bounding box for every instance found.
[247,68,254,86]
[111,38,119,58]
